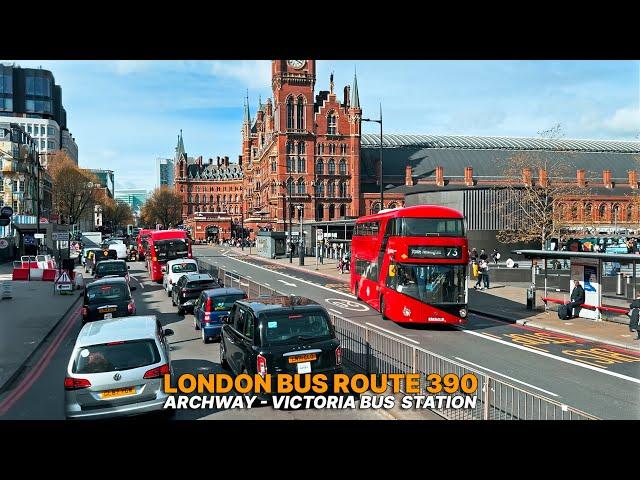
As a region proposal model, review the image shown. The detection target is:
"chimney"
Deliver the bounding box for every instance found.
[435,166,444,187]
[464,167,473,187]
[238,155,243,167]
[224,156,229,167]
[196,155,202,166]
[344,85,351,107]
[208,158,213,165]
[405,165,413,186]
[577,169,586,187]
[522,167,532,186]
[216,156,221,167]
[539,168,548,187]
[629,170,638,189]
[603,169,612,188]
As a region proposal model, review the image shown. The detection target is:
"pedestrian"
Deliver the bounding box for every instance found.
[627,292,640,340]
[481,259,490,289]
[479,249,488,261]
[474,260,485,290]
[491,248,500,265]
[565,280,585,319]
[319,242,324,264]
[471,259,479,279]
[470,248,478,262]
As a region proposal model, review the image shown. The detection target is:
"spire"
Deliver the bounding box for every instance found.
[258,94,263,111]
[176,129,185,159]
[351,68,360,109]
[244,90,251,125]
[330,71,334,94]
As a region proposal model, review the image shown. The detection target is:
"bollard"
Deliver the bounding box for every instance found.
[626,274,632,299]
[617,272,623,295]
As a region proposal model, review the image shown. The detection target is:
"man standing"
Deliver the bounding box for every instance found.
[628,292,640,340]
[481,259,490,289]
[479,249,488,261]
[491,248,500,265]
[470,248,478,262]
[566,280,585,318]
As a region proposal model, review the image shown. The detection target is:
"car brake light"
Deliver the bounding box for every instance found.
[127,300,135,314]
[64,377,91,390]
[205,297,212,312]
[144,363,170,379]
[203,313,211,323]
[257,354,267,377]
[335,346,342,366]
[82,307,88,318]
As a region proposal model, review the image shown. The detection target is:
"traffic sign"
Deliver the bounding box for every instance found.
[52,232,69,241]
[0,206,13,217]
[316,231,324,241]
[34,233,45,239]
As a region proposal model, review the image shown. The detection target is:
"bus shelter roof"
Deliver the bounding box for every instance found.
[512,249,640,263]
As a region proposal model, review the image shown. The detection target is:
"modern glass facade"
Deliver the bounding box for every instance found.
[115,189,148,214]
[157,157,174,187]
[88,169,115,198]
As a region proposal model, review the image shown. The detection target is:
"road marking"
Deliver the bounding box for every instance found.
[264,283,271,286]
[220,253,356,299]
[328,308,344,316]
[365,322,420,345]
[277,279,297,287]
[132,275,145,289]
[246,275,252,279]
[454,357,559,397]
[326,298,369,312]
[461,329,640,384]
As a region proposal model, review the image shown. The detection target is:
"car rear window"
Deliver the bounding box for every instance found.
[261,312,333,346]
[208,293,247,310]
[73,340,160,374]
[96,262,127,275]
[86,283,129,304]
[187,280,215,288]
[172,262,197,274]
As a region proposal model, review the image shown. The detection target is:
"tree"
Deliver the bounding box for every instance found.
[102,197,134,231]
[494,124,588,248]
[141,186,183,228]
[48,151,101,226]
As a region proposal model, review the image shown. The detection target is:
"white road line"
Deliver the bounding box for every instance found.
[246,275,252,279]
[329,308,343,316]
[132,275,145,289]
[454,357,559,397]
[277,279,297,287]
[462,329,640,385]
[365,322,420,345]
[221,253,356,299]
[264,283,271,286]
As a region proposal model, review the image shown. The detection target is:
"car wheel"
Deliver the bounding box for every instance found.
[220,339,230,369]
[177,306,184,315]
[202,328,209,344]
[380,296,388,320]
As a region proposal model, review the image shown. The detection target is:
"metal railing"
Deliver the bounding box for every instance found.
[195,257,599,420]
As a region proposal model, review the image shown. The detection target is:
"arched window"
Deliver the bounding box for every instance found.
[286,141,294,154]
[287,177,294,196]
[371,202,381,214]
[271,159,276,172]
[297,178,305,195]
[329,143,336,155]
[571,203,578,220]
[388,202,397,209]
[328,158,335,175]
[296,96,304,130]
[627,204,634,222]
[340,144,347,155]
[297,157,305,172]
[317,143,324,155]
[316,204,324,220]
[316,181,324,197]
[316,159,324,174]
[195,194,199,204]
[286,96,294,130]
[223,194,226,203]
[327,181,335,197]
[613,203,621,221]
[556,203,565,220]
[286,156,294,173]
[329,204,335,219]
[585,203,592,219]
[327,112,336,135]
[598,203,607,220]
[235,194,239,202]
[339,204,346,217]
[210,195,214,205]
[339,181,347,197]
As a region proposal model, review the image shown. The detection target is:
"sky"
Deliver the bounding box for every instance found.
[2,60,639,193]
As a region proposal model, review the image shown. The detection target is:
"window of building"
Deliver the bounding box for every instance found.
[47,141,54,150]
[271,160,277,173]
[327,181,335,197]
[340,204,346,217]
[317,143,324,155]
[0,98,12,111]
[27,125,32,134]
[316,203,324,220]
[287,177,294,196]
[316,159,324,175]
[297,178,305,195]
[339,181,347,197]
[329,204,335,220]
[0,72,12,94]
[26,76,51,96]
[327,112,336,135]
[286,156,293,173]
[339,159,347,175]
[297,157,305,173]
[627,205,634,222]
[340,144,347,155]
[47,126,55,136]
[296,96,304,130]
[328,159,335,175]
[329,143,336,155]
[598,203,607,219]
[40,140,45,150]
[287,97,294,130]
[12,180,18,192]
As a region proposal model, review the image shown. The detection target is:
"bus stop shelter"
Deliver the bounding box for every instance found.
[513,249,639,321]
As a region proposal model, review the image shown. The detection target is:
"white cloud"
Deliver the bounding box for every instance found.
[603,106,640,135]
[209,61,271,89]
[112,61,153,75]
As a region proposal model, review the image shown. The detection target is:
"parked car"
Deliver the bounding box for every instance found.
[81,277,137,323]
[163,259,199,297]
[93,259,131,284]
[193,288,248,343]
[171,273,220,315]
[219,296,343,391]
[64,315,174,419]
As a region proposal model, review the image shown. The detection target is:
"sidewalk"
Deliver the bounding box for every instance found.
[0,265,84,392]
[221,247,639,351]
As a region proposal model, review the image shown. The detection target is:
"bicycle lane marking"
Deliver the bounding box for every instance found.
[0,307,81,416]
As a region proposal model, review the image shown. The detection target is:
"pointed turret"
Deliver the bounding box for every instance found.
[244,91,251,125]
[176,129,186,160]
[351,69,360,109]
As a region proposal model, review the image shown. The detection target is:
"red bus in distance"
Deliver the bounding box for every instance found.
[350,205,468,325]
[147,229,192,282]
[136,229,153,261]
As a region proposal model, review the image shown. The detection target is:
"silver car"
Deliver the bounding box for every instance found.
[64,315,175,419]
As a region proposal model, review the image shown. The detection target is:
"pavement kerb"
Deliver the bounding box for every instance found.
[0,284,83,394]
[470,308,640,352]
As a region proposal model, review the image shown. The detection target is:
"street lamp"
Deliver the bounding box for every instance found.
[296,204,304,266]
[362,103,384,211]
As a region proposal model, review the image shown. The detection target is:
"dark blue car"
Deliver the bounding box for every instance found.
[192,288,248,343]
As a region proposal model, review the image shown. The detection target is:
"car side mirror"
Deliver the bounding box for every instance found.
[221,315,231,324]
[131,286,137,291]
[163,328,174,337]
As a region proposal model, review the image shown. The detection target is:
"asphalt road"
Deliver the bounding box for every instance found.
[0,259,384,421]
[197,245,640,420]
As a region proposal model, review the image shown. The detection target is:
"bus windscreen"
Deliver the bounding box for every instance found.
[154,239,188,261]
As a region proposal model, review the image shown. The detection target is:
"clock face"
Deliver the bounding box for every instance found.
[287,60,306,70]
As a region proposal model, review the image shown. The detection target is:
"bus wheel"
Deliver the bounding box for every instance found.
[380,296,388,320]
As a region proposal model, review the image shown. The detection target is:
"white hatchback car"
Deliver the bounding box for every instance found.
[163,258,199,296]
[64,315,175,419]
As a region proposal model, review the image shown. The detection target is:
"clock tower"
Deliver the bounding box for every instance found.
[272,60,316,133]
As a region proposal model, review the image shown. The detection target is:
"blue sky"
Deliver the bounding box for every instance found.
[3,60,639,192]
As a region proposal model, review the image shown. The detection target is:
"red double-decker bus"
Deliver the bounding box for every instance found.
[350,205,468,325]
[146,230,192,282]
[136,229,153,261]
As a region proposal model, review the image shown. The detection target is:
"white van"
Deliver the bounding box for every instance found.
[162,258,199,296]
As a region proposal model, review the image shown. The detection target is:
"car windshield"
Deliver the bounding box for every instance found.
[261,312,332,346]
[172,262,197,274]
[96,262,127,275]
[86,283,129,304]
[72,340,160,374]
[387,263,466,304]
[155,239,188,261]
[208,293,246,310]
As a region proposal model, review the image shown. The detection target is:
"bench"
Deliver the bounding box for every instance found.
[542,297,628,318]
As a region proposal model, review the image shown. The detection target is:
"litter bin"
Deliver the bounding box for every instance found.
[526,284,536,310]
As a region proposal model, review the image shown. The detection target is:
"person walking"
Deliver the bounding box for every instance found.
[481,259,490,289]
[628,292,640,340]
[491,248,500,265]
[470,248,478,262]
[565,280,585,319]
[479,249,488,261]
[474,260,486,290]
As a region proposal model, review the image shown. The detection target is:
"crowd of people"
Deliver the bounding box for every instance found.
[469,248,501,290]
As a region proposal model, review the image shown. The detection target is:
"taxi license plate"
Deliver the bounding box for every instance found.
[287,353,317,364]
[100,387,135,399]
[99,307,117,313]
[103,313,113,319]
